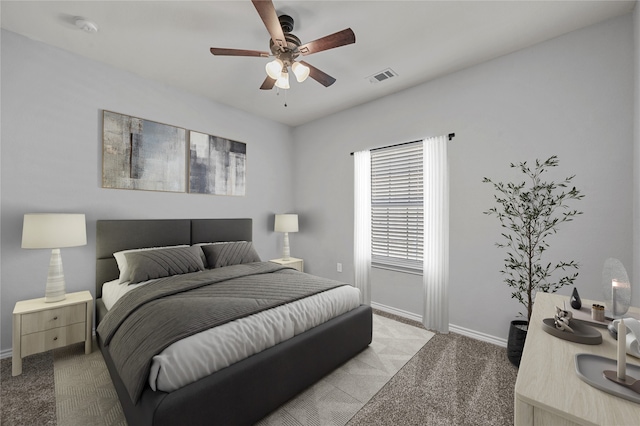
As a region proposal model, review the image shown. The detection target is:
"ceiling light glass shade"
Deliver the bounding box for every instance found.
[275,71,290,89]
[265,59,284,79]
[292,62,310,83]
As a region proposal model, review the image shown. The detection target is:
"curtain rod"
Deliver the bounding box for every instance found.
[350,133,455,156]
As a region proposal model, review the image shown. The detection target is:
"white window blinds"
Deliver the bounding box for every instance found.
[371,141,423,271]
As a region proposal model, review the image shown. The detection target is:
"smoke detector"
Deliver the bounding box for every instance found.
[75,17,99,33]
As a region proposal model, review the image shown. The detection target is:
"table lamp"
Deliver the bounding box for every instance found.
[21,213,87,302]
[274,214,298,261]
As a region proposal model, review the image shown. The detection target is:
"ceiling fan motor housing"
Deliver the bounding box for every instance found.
[269,15,301,66]
[278,14,294,33]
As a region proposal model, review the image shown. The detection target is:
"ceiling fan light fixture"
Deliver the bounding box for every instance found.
[275,70,290,89]
[292,62,310,83]
[265,58,284,79]
[209,1,356,90]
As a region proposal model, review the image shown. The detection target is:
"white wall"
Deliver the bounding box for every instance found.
[293,14,636,341]
[0,30,295,352]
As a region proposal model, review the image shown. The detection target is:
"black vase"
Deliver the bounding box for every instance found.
[507,320,528,367]
[570,287,582,309]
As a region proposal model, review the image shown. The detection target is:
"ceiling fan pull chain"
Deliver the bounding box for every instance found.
[275,86,288,107]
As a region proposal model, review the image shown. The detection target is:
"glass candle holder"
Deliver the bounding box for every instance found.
[602,258,631,318]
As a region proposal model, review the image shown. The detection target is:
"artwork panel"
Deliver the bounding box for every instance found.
[189,131,246,196]
[233,153,246,196]
[189,131,212,194]
[103,111,135,189]
[102,111,186,192]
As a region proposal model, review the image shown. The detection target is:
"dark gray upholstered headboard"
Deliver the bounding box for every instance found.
[95,219,252,299]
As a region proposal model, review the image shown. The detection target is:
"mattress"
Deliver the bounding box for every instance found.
[102,273,361,393]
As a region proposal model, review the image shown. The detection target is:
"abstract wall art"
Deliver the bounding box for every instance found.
[189,131,246,196]
[102,111,187,192]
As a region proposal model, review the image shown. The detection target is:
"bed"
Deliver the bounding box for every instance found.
[95,218,372,426]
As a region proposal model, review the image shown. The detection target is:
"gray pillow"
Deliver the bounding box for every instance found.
[201,241,261,268]
[125,245,205,284]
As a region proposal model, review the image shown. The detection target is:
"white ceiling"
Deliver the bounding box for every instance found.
[1,1,636,127]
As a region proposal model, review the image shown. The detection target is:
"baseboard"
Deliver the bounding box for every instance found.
[371,302,507,348]
[371,302,423,323]
[448,324,507,347]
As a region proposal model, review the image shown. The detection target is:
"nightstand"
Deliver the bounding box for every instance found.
[270,257,304,272]
[12,290,93,376]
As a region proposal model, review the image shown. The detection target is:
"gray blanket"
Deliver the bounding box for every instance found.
[96,262,347,403]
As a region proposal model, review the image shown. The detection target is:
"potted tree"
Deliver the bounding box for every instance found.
[483,156,583,367]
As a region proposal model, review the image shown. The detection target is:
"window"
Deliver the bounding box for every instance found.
[370,141,423,272]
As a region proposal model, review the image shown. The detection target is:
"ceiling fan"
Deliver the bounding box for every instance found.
[210,0,356,90]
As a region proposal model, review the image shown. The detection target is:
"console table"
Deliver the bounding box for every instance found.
[514,292,640,425]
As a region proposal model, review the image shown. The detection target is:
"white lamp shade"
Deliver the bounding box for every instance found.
[274,214,299,233]
[275,70,290,89]
[292,62,310,83]
[22,214,87,249]
[265,58,284,79]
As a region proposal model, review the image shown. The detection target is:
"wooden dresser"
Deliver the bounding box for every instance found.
[12,290,93,376]
[515,292,640,425]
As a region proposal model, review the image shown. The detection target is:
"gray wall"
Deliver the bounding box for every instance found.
[0,30,295,353]
[293,14,637,340]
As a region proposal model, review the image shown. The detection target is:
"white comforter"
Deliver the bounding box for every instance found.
[102,278,361,393]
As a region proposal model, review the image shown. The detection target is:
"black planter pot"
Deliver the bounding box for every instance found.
[507,320,528,367]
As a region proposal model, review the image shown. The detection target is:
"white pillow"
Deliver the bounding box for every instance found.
[114,245,189,284]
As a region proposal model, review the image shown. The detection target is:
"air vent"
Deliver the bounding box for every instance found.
[368,68,398,84]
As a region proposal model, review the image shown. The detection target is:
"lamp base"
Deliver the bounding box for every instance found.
[45,293,66,303]
[44,248,66,303]
[282,232,291,261]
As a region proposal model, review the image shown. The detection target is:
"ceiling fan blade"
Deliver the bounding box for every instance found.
[260,76,276,90]
[298,28,355,56]
[210,47,270,57]
[299,61,336,87]
[251,0,287,52]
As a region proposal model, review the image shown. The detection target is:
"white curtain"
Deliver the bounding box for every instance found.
[354,150,372,305]
[422,135,450,333]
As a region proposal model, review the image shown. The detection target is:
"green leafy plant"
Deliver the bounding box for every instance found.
[483,156,584,323]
